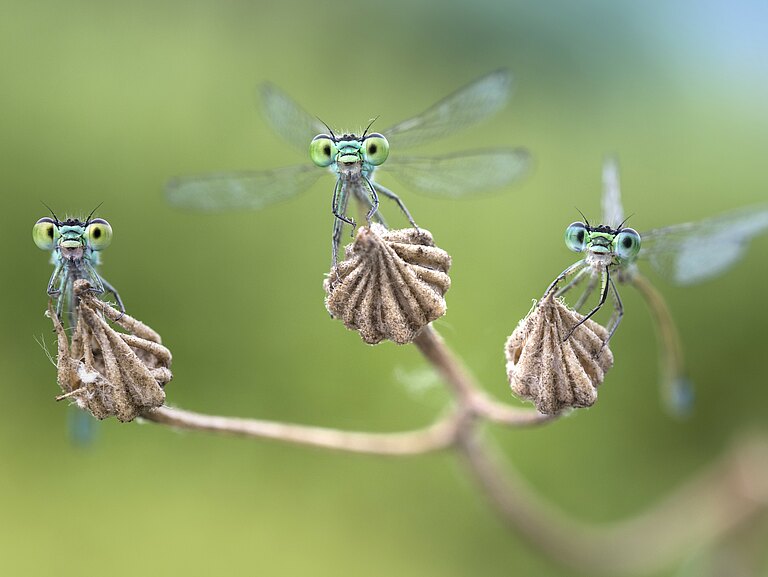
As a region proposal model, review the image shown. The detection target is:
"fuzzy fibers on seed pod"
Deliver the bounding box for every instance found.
[324,224,451,345]
[505,292,613,414]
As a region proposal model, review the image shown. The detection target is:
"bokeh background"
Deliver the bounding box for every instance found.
[1,1,767,575]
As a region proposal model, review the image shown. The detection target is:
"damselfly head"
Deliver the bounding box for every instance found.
[564,221,613,254]
[32,215,113,255]
[310,131,390,168]
[564,221,641,263]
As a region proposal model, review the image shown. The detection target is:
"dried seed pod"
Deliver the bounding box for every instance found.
[505,292,613,414]
[324,224,451,345]
[51,280,172,422]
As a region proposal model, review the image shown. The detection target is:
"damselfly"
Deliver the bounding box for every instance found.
[166,70,530,264]
[34,208,124,444]
[545,158,768,413]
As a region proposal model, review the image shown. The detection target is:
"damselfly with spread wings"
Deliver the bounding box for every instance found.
[166,70,530,264]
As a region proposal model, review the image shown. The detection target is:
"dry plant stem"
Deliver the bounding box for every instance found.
[457,430,768,576]
[413,326,478,403]
[415,325,768,574]
[140,324,549,454]
[413,326,555,427]
[136,318,764,575]
[142,405,459,456]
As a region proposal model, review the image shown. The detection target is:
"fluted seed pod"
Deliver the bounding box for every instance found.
[51,279,172,422]
[324,224,451,345]
[505,292,613,414]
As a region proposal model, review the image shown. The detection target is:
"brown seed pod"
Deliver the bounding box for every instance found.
[51,280,172,422]
[505,292,613,414]
[324,224,451,345]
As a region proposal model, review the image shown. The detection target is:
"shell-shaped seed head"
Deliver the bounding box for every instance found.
[505,292,613,414]
[324,224,451,345]
[50,280,172,422]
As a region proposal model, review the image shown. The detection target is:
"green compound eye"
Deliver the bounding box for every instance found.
[363,133,389,166]
[564,222,588,253]
[614,227,641,261]
[86,218,113,250]
[309,134,337,167]
[33,217,58,250]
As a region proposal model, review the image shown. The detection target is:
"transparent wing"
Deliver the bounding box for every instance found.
[259,83,327,152]
[640,205,768,285]
[382,148,530,198]
[382,69,513,150]
[601,156,624,228]
[165,164,324,211]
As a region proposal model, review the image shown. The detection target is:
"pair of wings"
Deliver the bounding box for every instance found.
[601,158,768,285]
[166,70,530,211]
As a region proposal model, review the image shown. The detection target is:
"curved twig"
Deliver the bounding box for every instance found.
[142,405,461,456]
[456,430,768,576]
[412,326,554,427]
[414,324,768,575]
[75,311,767,575]
[471,394,559,427]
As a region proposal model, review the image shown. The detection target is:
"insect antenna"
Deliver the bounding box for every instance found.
[575,207,591,228]
[41,201,60,225]
[85,202,104,225]
[617,213,635,231]
[317,117,336,141]
[362,116,380,139]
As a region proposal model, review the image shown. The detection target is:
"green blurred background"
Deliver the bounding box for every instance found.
[1,1,767,575]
